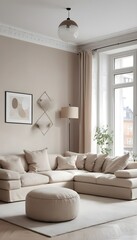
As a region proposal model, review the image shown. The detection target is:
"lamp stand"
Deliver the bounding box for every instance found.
[68,118,71,151]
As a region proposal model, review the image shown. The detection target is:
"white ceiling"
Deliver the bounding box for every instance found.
[0,0,137,46]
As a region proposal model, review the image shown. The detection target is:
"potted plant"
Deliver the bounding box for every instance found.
[94,126,113,155]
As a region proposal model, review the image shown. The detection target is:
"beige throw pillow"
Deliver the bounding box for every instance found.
[85,154,97,172]
[102,156,116,172]
[93,154,108,172]
[0,157,25,174]
[76,155,87,169]
[104,153,129,174]
[57,155,77,170]
[65,151,87,169]
[24,148,51,172]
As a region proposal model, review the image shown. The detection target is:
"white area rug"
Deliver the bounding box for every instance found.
[1,194,137,237]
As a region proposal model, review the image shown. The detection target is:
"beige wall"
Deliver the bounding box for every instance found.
[0,36,79,154]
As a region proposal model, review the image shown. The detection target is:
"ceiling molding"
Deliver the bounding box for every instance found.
[0,23,78,53]
[1,23,137,54]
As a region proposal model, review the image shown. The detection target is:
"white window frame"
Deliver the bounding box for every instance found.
[109,50,137,155]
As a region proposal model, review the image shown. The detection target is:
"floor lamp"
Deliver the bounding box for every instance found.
[61,106,79,150]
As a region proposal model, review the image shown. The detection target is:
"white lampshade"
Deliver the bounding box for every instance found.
[58,8,78,42]
[61,106,79,119]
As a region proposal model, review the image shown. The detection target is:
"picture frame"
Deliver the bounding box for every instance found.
[5,91,33,124]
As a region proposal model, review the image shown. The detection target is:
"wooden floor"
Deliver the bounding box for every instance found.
[1,215,137,240]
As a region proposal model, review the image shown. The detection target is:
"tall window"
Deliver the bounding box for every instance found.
[92,48,137,156]
[110,52,135,155]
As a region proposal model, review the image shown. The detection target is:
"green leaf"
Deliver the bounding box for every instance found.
[94,126,113,155]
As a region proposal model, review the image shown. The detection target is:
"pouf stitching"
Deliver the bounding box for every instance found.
[27,195,79,200]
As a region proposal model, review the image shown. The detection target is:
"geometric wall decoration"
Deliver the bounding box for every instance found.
[36,91,54,135]
[35,112,53,135]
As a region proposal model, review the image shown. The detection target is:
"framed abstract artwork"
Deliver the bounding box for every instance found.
[5,91,33,124]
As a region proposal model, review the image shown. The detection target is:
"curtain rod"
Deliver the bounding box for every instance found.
[92,38,137,52]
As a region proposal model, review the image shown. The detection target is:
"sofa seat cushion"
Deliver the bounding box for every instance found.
[21,173,49,187]
[65,169,88,176]
[39,170,74,183]
[74,172,105,184]
[97,174,137,188]
[0,180,21,190]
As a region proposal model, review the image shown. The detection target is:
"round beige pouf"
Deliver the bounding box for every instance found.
[26,187,80,222]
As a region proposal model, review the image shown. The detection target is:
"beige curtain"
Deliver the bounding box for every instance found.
[79,51,92,153]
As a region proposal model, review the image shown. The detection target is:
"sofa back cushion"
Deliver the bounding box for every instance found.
[0,155,25,174]
[0,168,20,180]
[126,162,137,169]
[48,154,59,170]
[18,154,29,172]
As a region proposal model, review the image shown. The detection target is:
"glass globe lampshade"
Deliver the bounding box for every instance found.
[58,8,78,42]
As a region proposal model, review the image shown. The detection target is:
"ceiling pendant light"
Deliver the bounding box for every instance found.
[58,8,78,42]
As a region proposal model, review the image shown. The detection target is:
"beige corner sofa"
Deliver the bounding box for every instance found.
[0,148,137,202]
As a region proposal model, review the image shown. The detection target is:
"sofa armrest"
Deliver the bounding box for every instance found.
[115,169,137,178]
[0,168,20,180]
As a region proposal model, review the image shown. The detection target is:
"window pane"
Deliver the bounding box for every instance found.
[115,72,133,84]
[114,56,133,69]
[115,87,133,155]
